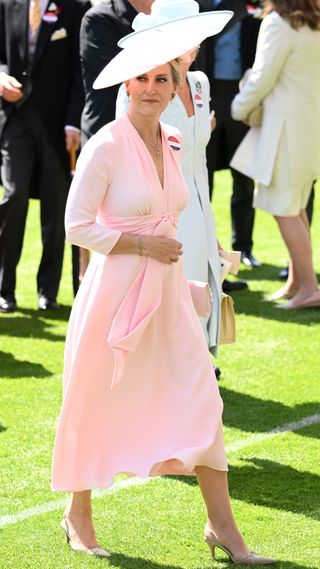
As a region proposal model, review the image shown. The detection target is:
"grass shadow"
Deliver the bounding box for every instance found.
[168,457,320,521]
[220,387,320,440]
[237,264,319,281]
[228,458,320,522]
[0,422,7,433]
[0,351,52,379]
[236,262,283,282]
[107,553,185,569]
[18,305,71,322]
[237,262,320,283]
[0,310,67,341]
[106,549,314,569]
[205,557,316,569]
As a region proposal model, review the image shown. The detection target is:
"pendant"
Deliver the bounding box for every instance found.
[154,149,161,158]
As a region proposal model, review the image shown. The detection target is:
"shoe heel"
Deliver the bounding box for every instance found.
[206,541,216,560]
[61,518,71,545]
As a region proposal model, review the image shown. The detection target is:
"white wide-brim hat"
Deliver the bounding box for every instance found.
[119,0,231,49]
[93,0,233,90]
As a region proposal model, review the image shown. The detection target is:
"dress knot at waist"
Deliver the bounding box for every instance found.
[160,212,176,225]
[107,211,180,389]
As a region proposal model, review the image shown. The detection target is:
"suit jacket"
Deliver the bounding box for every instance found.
[80,0,137,142]
[0,0,90,145]
[196,0,261,99]
[231,11,320,187]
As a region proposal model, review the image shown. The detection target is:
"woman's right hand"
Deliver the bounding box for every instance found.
[142,235,183,264]
[110,233,183,264]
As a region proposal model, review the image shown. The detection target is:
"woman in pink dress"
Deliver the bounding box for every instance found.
[52,0,275,564]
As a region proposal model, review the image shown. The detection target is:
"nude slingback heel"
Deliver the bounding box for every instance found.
[61,516,110,558]
[204,528,276,565]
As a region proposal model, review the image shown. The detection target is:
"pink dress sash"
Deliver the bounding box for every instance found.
[106,212,179,387]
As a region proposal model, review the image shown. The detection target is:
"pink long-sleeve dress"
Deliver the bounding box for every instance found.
[51,114,227,492]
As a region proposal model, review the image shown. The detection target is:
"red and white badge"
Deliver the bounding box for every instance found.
[168,136,181,151]
[194,93,203,108]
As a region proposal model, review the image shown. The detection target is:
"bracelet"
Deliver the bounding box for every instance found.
[137,235,144,257]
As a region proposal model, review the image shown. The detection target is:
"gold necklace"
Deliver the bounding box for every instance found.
[142,132,162,159]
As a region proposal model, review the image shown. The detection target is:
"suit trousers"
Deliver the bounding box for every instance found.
[0,106,68,299]
[207,79,255,253]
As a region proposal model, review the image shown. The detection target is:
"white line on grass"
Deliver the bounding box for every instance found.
[227,412,320,453]
[0,477,148,528]
[1,412,319,528]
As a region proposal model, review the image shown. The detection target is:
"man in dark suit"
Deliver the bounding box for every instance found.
[197,0,262,270]
[80,0,154,145]
[0,0,90,313]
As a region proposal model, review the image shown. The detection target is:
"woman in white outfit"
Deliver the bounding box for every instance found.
[117,49,222,356]
[230,0,320,309]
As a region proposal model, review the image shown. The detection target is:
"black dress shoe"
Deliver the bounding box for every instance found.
[240,251,262,267]
[0,294,17,313]
[38,295,59,311]
[222,279,248,293]
[213,364,221,380]
[278,266,289,281]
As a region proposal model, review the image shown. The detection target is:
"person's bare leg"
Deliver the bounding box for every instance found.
[285,210,312,294]
[275,212,319,305]
[269,210,311,300]
[195,466,248,556]
[64,490,98,549]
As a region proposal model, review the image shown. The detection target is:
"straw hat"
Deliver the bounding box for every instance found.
[93,0,233,89]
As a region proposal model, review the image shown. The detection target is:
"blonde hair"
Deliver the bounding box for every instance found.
[169,59,182,87]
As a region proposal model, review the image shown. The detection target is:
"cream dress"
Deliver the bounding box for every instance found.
[231,11,320,216]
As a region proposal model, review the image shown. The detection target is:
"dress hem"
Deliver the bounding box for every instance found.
[52,456,228,493]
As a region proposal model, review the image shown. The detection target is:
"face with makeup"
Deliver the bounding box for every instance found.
[125,63,178,118]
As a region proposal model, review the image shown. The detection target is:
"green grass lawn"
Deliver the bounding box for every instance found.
[0,171,319,569]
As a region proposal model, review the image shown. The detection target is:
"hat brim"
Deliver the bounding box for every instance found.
[118,10,233,49]
[93,11,233,90]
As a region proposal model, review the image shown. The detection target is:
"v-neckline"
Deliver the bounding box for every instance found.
[125,114,167,191]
